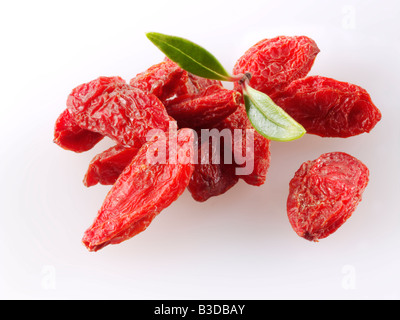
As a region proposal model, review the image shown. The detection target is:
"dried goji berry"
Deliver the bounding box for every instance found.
[165,84,241,129]
[129,59,187,102]
[162,57,223,100]
[187,133,238,202]
[67,76,130,110]
[187,72,222,93]
[83,144,140,187]
[233,36,319,96]
[287,152,369,241]
[67,78,170,147]
[272,76,382,137]
[54,76,132,152]
[53,109,104,153]
[188,162,238,202]
[82,128,195,252]
[130,58,223,108]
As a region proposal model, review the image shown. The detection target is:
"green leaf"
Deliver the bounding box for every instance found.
[146,32,231,81]
[243,84,306,142]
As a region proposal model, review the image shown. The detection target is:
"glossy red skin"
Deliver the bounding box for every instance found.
[216,104,271,186]
[82,128,195,252]
[287,152,369,241]
[67,78,170,147]
[272,76,382,137]
[53,109,103,153]
[233,36,320,96]
[187,136,238,202]
[166,84,241,129]
[83,144,140,187]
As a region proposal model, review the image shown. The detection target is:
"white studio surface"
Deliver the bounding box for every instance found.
[0,0,399,300]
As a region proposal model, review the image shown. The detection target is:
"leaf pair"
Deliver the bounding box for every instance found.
[146,32,306,142]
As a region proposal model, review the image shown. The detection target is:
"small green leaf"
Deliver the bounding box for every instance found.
[146,32,231,81]
[243,84,306,142]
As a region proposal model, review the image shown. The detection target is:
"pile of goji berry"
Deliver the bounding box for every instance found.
[54,36,381,251]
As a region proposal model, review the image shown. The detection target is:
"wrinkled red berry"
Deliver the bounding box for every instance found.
[82,128,195,252]
[129,59,187,102]
[165,84,241,129]
[287,152,369,241]
[67,77,170,147]
[187,134,238,202]
[130,58,223,107]
[53,109,103,153]
[272,76,382,137]
[233,36,319,96]
[83,144,140,187]
[54,76,130,152]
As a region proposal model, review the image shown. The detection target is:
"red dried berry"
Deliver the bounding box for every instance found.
[82,128,195,252]
[129,59,187,102]
[83,144,140,187]
[187,134,238,202]
[54,77,131,152]
[165,84,241,129]
[188,162,238,202]
[187,73,222,93]
[67,76,130,110]
[53,109,103,153]
[162,57,223,102]
[272,76,382,137]
[129,60,234,130]
[287,152,369,241]
[130,58,223,108]
[67,77,170,147]
[233,36,320,96]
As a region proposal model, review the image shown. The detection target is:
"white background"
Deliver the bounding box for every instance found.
[0,0,399,300]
